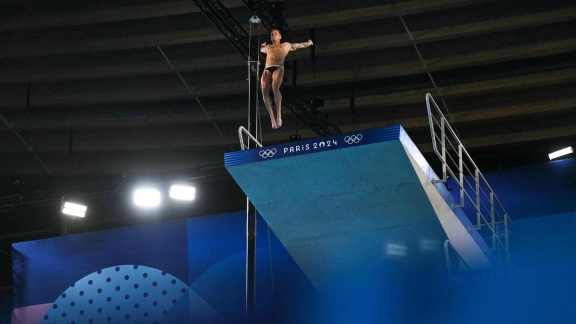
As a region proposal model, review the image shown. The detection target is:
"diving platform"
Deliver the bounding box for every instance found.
[225,125,498,296]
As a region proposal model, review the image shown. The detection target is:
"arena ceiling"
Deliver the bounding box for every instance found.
[1,0,575,287]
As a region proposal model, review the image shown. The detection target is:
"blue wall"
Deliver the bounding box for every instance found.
[5,158,576,323]
[438,158,576,323]
[10,211,320,323]
[448,158,576,266]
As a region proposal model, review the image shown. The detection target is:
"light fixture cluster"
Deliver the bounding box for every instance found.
[61,202,88,217]
[133,184,196,207]
[61,184,197,217]
[133,188,162,207]
[548,146,573,160]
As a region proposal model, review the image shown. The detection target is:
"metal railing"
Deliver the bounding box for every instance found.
[426,93,510,263]
[238,126,263,150]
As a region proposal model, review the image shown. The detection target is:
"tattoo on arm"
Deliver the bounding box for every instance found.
[290,42,311,50]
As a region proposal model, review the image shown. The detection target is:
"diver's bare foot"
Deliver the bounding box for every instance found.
[271,117,278,129]
[276,116,282,128]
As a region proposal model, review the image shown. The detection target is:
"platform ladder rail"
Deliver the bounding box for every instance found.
[425,93,511,263]
[238,126,263,150]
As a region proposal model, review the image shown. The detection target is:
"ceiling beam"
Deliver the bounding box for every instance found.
[287,0,497,29]
[0,0,245,31]
[2,40,572,109]
[3,1,573,59]
[1,121,572,177]
[321,68,576,109]
[3,4,574,76]
[1,97,574,155]
[2,89,574,132]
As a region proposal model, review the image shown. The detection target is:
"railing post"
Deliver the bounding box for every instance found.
[475,169,481,228]
[425,93,510,265]
[458,143,464,208]
[490,193,496,253]
[441,117,447,182]
[238,126,263,149]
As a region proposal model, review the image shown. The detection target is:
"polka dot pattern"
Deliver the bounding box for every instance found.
[41,265,188,323]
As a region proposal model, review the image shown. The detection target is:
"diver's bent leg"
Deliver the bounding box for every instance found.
[261,86,277,129]
[273,89,282,128]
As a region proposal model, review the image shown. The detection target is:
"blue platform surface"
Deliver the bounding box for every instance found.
[225,125,456,300]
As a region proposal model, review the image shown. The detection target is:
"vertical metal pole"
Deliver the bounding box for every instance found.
[247,60,259,142]
[248,61,259,137]
[245,53,259,321]
[246,198,256,320]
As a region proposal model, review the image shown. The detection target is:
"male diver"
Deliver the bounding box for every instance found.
[260,29,313,129]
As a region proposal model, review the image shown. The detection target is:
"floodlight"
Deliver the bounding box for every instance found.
[548,146,573,160]
[133,188,161,207]
[169,185,196,201]
[61,202,87,217]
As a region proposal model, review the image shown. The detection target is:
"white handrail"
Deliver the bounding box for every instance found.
[426,93,510,263]
[238,126,263,150]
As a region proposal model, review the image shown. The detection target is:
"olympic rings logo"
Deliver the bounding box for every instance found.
[344,134,363,144]
[259,148,277,158]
